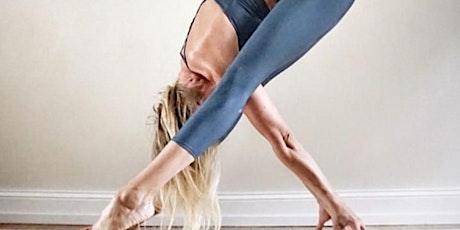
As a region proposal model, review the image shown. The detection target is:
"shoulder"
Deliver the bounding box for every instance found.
[185,50,223,84]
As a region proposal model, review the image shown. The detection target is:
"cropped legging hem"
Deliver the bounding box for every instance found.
[171,140,199,159]
[172,0,355,159]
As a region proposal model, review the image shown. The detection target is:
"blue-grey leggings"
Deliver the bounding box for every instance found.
[172,0,355,158]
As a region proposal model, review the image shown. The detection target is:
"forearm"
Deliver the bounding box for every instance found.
[243,87,342,214]
[264,122,342,213]
[278,140,342,212]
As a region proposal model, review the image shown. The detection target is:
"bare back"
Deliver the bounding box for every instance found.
[180,0,277,82]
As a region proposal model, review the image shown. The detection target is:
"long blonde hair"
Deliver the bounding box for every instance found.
[147,83,221,230]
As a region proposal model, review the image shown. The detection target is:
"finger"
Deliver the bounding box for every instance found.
[332,223,342,230]
[316,214,330,230]
[351,221,362,230]
[343,221,360,230]
[315,207,331,230]
[315,219,326,230]
[127,222,144,230]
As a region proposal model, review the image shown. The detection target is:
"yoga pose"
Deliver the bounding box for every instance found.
[85,0,367,229]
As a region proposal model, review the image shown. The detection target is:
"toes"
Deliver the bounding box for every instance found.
[127,223,141,230]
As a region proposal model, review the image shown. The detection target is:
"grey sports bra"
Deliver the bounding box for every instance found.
[180,0,274,69]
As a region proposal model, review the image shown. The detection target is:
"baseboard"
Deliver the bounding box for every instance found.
[0,188,459,226]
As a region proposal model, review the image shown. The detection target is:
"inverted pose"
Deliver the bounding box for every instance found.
[85,0,367,229]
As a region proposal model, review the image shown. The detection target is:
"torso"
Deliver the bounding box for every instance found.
[179,0,277,85]
[180,0,238,81]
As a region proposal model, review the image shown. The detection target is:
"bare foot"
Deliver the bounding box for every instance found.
[87,189,155,230]
[126,221,144,230]
[80,217,148,230]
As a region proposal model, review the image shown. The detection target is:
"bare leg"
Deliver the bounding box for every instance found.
[86,142,194,230]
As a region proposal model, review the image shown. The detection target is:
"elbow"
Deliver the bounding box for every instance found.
[269,130,301,166]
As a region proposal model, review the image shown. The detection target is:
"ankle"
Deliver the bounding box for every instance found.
[117,186,147,210]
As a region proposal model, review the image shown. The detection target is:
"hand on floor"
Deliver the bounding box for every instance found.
[315,203,367,230]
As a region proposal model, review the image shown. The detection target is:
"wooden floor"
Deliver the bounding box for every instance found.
[1,225,460,230]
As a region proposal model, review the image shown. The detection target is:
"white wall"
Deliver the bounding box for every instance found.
[0,0,459,225]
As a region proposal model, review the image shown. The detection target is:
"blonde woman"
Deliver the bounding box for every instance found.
[84,0,367,229]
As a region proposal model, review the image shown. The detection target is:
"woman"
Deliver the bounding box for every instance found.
[85,0,367,229]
